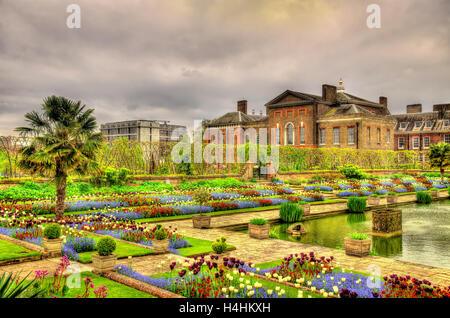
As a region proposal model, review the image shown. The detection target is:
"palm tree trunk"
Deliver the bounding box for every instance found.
[55,175,67,219]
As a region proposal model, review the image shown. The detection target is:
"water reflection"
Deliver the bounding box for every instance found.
[372,235,403,257]
[237,200,450,269]
[346,213,367,225]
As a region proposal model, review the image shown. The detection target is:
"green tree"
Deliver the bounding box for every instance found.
[428,142,450,183]
[15,96,104,219]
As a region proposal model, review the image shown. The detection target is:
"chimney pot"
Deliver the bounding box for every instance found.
[237,100,248,114]
[322,85,337,103]
[407,104,422,113]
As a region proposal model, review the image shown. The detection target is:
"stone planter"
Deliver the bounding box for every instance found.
[192,215,212,229]
[386,195,398,204]
[92,254,117,274]
[152,238,170,253]
[344,238,371,257]
[248,224,270,239]
[42,237,63,257]
[367,196,380,206]
[429,190,439,198]
[372,208,402,237]
[301,204,311,216]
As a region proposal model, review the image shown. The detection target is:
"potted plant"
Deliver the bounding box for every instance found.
[248,218,270,239]
[367,194,380,206]
[192,188,212,229]
[211,236,228,254]
[429,188,439,198]
[92,236,117,274]
[344,232,371,257]
[42,223,63,257]
[152,224,170,253]
[386,191,398,204]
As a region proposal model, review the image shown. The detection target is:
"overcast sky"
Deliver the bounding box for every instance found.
[0,0,449,135]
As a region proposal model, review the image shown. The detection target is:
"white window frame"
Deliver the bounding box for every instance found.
[319,128,326,145]
[299,126,306,145]
[423,136,430,149]
[386,129,390,143]
[445,134,450,144]
[444,120,450,127]
[412,137,420,149]
[285,122,295,146]
[347,127,355,145]
[333,127,340,145]
[425,121,433,128]
[398,137,405,149]
[414,121,423,129]
[399,122,407,129]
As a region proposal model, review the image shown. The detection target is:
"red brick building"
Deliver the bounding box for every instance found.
[393,103,450,151]
[205,80,396,150]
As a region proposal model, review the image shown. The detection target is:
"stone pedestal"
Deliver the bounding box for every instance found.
[372,208,402,237]
[367,196,380,206]
[192,215,211,229]
[152,238,169,253]
[386,195,398,204]
[42,237,63,257]
[429,190,439,198]
[301,204,311,216]
[344,238,371,257]
[249,224,270,239]
[92,254,117,274]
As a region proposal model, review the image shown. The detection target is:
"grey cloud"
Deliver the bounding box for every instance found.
[0,0,449,135]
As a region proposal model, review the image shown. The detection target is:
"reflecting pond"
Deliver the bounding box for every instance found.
[237,200,450,269]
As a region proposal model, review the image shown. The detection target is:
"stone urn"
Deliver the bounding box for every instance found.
[248,224,270,239]
[386,194,398,204]
[301,204,311,216]
[367,196,380,205]
[152,238,170,253]
[429,190,439,198]
[286,223,307,236]
[344,238,371,257]
[92,254,117,274]
[42,237,63,257]
[192,214,212,229]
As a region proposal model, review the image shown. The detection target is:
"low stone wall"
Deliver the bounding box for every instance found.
[102,271,184,298]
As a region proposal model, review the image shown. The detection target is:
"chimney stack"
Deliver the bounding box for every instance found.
[237,100,247,114]
[407,104,422,113]
[322,85,337,103]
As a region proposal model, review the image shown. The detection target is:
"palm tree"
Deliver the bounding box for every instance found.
[16,96,104,219]
[428,142,450,183]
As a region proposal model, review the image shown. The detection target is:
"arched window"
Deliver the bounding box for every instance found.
[286,123,294,145]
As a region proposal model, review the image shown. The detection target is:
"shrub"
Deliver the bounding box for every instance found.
[250,218,268,226]
[269,230,279,239]
[43,223,61,239]
[97,236,117,256]
[192,188,211,205]
[65,236,96,253]
[346,197,367,213]
[349,232,368,240]
[416,191,432,204]
[340,164,365,180]
[211,237,227,254]
[154,224,168,240]
[279,202,303,223]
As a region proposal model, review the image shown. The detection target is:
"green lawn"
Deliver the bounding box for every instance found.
[77,234,154,263]
[39,272,156,298]
[177,237,235,257]
[0,239,41,261]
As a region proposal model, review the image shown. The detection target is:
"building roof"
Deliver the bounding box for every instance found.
[204,111,268,127]
[321,104,376,117]
[393,111,450,133]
